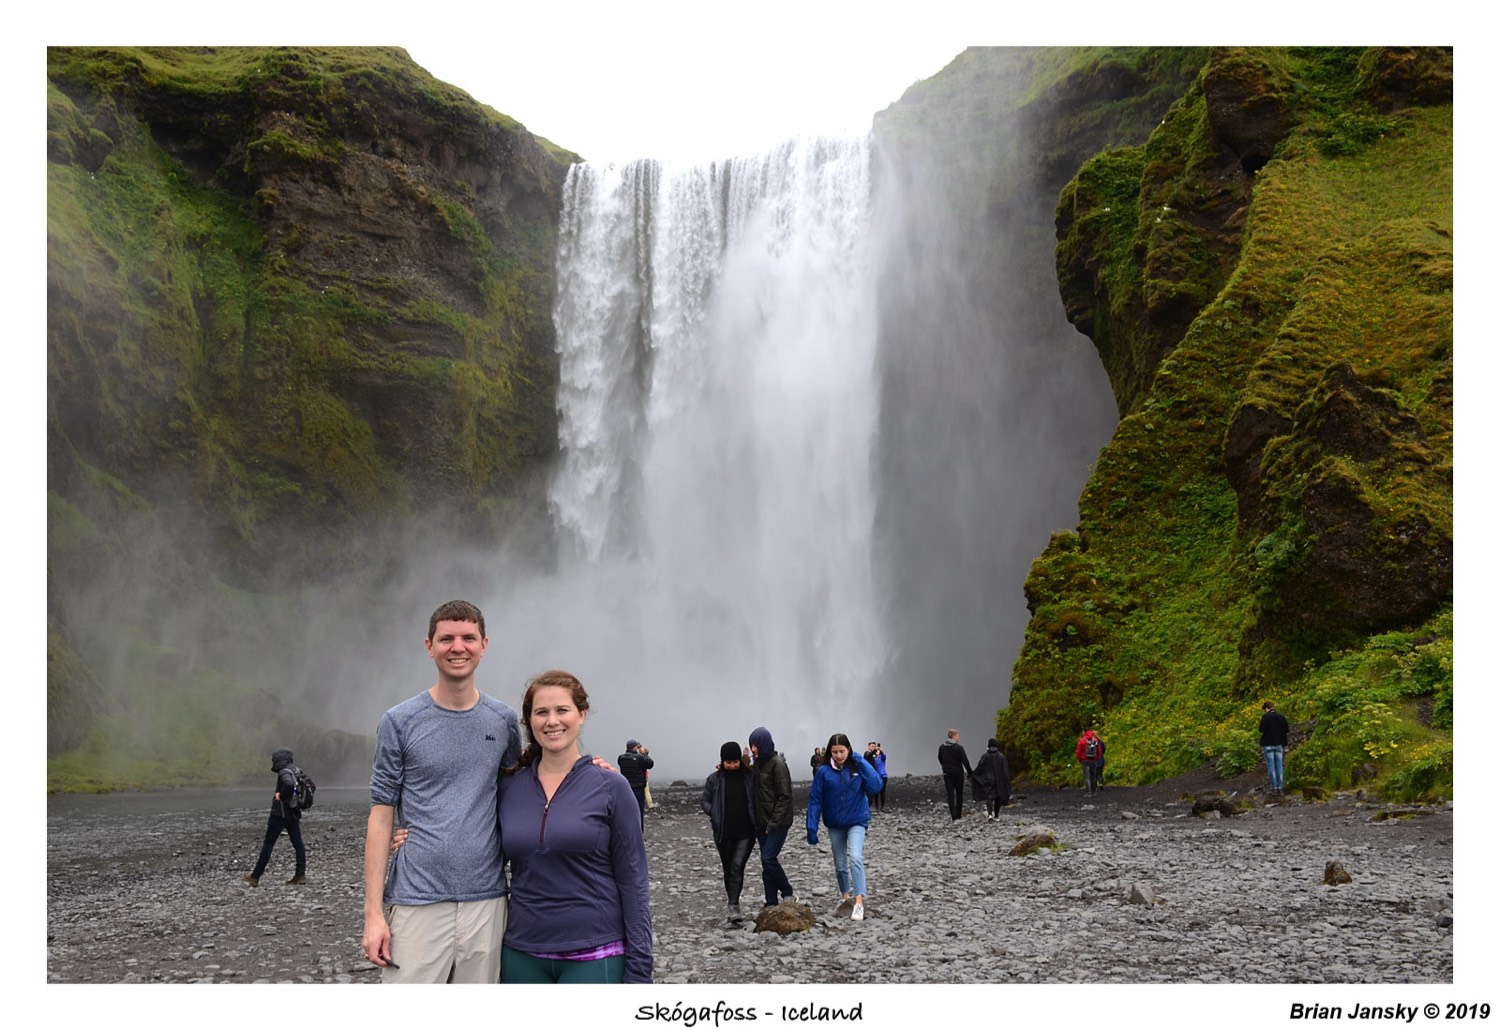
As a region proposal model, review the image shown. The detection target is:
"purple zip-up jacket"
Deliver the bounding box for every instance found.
[498,754,653,982]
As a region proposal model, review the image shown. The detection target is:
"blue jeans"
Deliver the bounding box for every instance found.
[1263,745,1285,790]
[826,824,867,897]
[758,828,795,906]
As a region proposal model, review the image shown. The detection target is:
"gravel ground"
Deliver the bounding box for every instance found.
[46,769,1455,988]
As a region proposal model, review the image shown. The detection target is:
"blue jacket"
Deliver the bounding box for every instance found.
[498,755,653,983]
[806,753,883,837]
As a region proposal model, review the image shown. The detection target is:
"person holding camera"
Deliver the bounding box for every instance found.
[862,742,889,811]
[618,739,654,829]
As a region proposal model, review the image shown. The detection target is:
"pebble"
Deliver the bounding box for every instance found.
[46,777,1452,985]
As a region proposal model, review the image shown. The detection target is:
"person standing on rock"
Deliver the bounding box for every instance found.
[1076,728,1106,796]
[749,726,797,909]
[703,740,759,923]
[241,747,308,886]
[938,729,974,820]
[807,733,883,922]
[971,738,1011,819]
[863,741,889,811]
[362,600,522,983]
[618,739,654,829]
[1259,701,1290,796]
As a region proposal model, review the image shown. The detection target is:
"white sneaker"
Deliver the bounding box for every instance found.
[851,900,864,921]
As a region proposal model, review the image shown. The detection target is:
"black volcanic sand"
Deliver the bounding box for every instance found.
[46,771,1452,984]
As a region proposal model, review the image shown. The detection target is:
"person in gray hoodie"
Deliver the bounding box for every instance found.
[242,747,307,886]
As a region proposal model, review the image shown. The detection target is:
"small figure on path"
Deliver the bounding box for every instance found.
[938,729,974,820]
[863,741,889,811]
[702,740,758,923]
[1076,728,1106,796]
[807,733,883,921]
[749,726,797,909]
[971,738,1010,819]
[810,746,824,772]
[1259,701,1290,796]
[618,739,654,828]
[242,747,308,886]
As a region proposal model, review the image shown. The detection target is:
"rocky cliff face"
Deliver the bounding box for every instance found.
[46,48,574,781]
[1002,47,1452,799]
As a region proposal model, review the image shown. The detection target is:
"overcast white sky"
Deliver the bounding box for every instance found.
[405,25,968,165]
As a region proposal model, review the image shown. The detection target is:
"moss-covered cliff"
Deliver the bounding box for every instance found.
[47,47,576,788]
[1000,47,1452,801]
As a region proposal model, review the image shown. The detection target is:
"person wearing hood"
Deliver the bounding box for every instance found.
[702,740,758,923]
[971,738,1011,819]
[242,747,307,886]
[748,726,796,909]
[1076,729,1106,796]
[806,733,883,922]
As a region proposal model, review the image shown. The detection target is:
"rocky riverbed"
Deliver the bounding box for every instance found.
[46,771,1454,986]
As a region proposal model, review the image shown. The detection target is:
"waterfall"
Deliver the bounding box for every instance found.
[539,137,885,759]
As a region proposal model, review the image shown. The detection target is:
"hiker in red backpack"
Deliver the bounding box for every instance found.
[1076,729,1106,796]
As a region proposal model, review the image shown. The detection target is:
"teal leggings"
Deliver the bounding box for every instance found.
[501,944,626,984]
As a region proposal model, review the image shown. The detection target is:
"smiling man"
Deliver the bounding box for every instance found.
[361,599,523,983]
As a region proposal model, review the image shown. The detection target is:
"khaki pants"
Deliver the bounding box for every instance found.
[644,784,654,809]
[382,896,507,983]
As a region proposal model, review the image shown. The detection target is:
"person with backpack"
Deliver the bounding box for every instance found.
[1076,729,1106,796]
[242,747,309,886]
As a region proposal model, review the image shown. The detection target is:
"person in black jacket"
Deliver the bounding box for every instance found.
[618,739,654,829]
[971,739,1011,819]
[938,729,974,821]
[702,741,758,922]
[242,747,307,886]
[1259,701,1291,795]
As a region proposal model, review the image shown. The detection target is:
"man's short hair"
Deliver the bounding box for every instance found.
[947,728,959,740]
[1263,701,1275,711]
[428,599,486,640]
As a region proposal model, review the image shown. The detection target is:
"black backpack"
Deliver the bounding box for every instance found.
[286,765,316,811]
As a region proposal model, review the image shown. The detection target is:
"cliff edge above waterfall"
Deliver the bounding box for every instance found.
[999,47,1452,802]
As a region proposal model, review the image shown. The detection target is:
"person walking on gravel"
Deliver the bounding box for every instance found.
[938,729,974,820]
[1259,701,1290,795]
[807,733,883,922]
[702,740,758,923]
[971,738,1010,818]
[749,726,797,909]
[242,747,308,886]
[618,739,654,829]
[1076,728,1106,796]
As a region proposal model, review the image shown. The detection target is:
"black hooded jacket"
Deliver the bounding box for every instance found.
[270,748,301,820]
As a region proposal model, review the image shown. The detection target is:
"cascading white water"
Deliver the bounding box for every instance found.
[541,137,884,758]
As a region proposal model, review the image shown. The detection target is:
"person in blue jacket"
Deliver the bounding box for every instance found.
[806,733,883,922]
[497,670,653,983]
